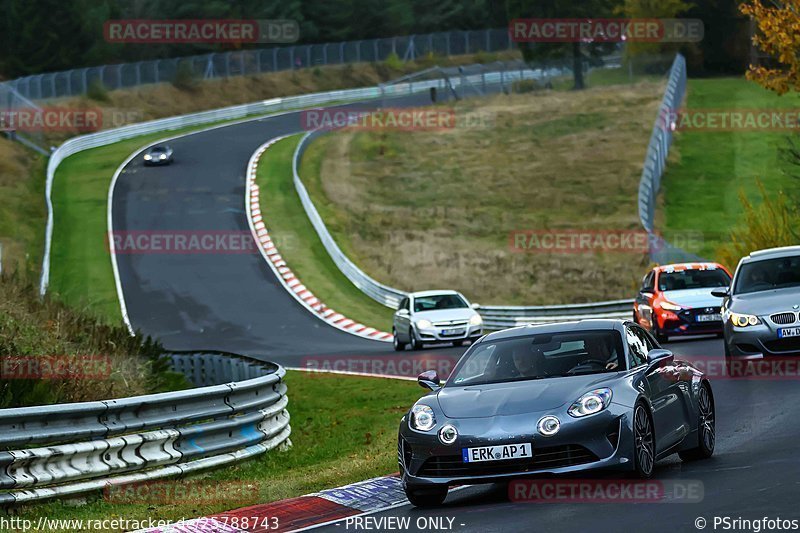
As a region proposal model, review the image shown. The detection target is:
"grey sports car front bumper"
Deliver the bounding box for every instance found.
[398,403,635,487]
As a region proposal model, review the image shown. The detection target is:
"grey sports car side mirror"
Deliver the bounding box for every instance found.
[710,287,729,298]
[418,370,441,390]
[646,348,673,365]
[470,303,480,309]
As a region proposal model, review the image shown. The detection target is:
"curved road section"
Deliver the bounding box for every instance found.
[111,96,439,364]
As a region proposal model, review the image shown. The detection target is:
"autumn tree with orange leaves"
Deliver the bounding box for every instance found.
[740,0,800,94]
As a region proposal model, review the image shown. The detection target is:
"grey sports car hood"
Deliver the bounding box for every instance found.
[730,286,800,315]
[436,373,620,418]
[662,288,724,308]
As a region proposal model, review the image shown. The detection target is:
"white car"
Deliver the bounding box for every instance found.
[392,290,483,351]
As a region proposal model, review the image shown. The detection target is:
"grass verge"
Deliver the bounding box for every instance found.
[14,371,420,532]
[661,78,800,264]
[297,80,667,306]
[255,136,394,331]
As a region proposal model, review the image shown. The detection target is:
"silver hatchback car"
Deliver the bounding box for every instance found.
[715,246,800,362]
[393,290,483,351]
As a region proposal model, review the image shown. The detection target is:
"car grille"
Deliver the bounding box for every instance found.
[417,444,598,478]
[433,320,468,327]
[770,312,797,325]
[763,337,800,353]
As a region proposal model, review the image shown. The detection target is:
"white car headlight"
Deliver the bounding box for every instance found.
[469,314,482,326]
[410,404,436,431]
[729,312,760,327]
[416,319,432,329]
[143,154,152,160]
[159,154,167,160]
[568,388,613,418]
[660,301,682,311]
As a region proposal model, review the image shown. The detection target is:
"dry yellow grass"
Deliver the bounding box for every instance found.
[304,81,667,305]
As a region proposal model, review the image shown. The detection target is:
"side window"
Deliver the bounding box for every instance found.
[398,298,409,311]
[641,272,655,292]
[625,326,648,368]
[634,325,657,351]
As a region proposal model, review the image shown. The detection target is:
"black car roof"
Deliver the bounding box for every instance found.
[479,319,625,343]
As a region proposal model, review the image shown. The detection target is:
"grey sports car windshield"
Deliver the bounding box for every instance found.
[734,256,800,295]
[448,330,626,387]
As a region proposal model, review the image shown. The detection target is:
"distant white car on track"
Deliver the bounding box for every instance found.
[143,145,174,165]
[393,290,483,351]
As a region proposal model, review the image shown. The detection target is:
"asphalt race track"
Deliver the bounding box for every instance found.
[111,99,800,532]
[313,336,800,533]
[111,95,445,365]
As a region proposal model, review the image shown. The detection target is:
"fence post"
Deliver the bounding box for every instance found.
[340,42,345,64]
[355,41,361,63]
[464,31,470,54]
[117,64,123,88]
[486,29,490,52]
[323,43,328,64]
[446,32,451,56]
[374,39,379,61]
[154,61,159,83]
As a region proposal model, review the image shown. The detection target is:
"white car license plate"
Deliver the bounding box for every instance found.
[778,327,800,338]
[462,443,532,463]
[442,328,466,335]
[696,313,722,322]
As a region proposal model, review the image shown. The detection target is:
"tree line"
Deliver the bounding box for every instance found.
[0,0,749,80]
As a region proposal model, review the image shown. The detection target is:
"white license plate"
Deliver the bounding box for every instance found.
[442,328,465,335]
[462,443,532,463]
[696,314,722,322]
[779,327,800,338]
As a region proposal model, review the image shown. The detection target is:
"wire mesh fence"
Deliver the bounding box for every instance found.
[2,28,517,102]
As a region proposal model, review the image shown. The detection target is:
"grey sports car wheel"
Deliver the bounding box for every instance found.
[633,404,655,478]
[679,383,715,461]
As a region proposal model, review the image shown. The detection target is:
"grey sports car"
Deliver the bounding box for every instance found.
[397,319,715,507]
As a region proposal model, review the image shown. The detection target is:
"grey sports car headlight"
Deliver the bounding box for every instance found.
[410,404,436,431]
[568,388,613,418]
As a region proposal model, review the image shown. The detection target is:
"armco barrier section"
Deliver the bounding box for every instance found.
[636,53,700,264]
[293,129,633,329]
[0,353,290,505]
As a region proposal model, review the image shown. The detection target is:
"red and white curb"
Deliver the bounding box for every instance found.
[245,136,393,343]
[133,475,412,532]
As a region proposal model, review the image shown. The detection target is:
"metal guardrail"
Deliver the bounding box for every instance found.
[0,352,290,505]
[636,53,700,264]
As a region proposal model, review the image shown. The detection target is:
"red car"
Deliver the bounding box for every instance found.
[633,262,732,342]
